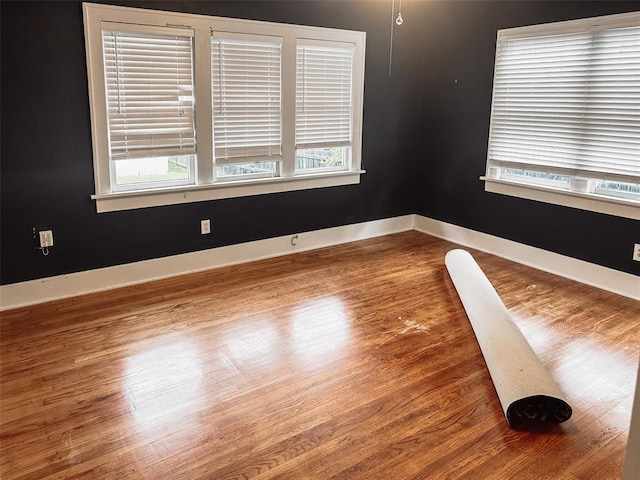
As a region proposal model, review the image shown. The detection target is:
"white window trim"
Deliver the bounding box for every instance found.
[83,3,366,212]
[482,177,640,220]
[91,170,364,213]
[483,11,640,220]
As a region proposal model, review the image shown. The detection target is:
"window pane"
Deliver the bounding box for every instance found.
[595,181,640,201]
[212,35,282,163]
[296,147,348,171]
[501,169,571,189]
[296,42,353,149]
[486,15,640,207]
[103,30,196,161]
[102,27,197,192]
[498,167,640,202]
[114,155,193,187]
[215,161,278,180]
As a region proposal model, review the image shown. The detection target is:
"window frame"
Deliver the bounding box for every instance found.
[83,3,365,213]
[482,11,640,220]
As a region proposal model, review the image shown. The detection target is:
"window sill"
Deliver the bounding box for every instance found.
[482,177,640,220]
[92,170,365,213]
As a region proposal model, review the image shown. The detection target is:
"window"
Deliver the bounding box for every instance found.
[484,12,640,220]
[83,3,365,212]
[101,26,196,191]
[296,41,353,173]
[211,33,282,181]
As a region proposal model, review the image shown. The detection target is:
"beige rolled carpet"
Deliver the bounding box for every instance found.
[445,249,572,428]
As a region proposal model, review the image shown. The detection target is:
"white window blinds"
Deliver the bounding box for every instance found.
[211,33,282,163]
[296,41,354,149]
[102,25,196,161]
[487,23,640,184]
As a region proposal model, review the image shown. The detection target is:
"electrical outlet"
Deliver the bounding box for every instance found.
[633,243,640,262]
[201,219,211,235]
[39,230,54,248]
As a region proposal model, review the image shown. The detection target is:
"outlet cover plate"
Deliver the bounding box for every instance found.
[39,230,54,248]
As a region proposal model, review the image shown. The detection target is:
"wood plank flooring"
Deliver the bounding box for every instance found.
[1,231,638,479]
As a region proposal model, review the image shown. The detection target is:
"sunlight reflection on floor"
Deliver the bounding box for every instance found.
[124,341,203,425]
[222,317,280,363]
[557,339,636,401]
[291,296,351,357]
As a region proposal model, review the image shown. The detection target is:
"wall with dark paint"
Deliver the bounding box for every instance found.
[1,0,638,287]
[0,0,422,285]
[415,0,640,276]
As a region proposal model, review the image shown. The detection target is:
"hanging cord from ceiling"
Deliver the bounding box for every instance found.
[389,0,404,77]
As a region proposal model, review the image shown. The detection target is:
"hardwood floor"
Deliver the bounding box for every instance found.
[1,231,638,479]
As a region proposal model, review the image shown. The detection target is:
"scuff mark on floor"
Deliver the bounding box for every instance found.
[398,316,429,334]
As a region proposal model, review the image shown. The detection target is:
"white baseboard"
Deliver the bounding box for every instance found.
[0,215,414,311]
[413,215,639,301]
[1,214,637,311]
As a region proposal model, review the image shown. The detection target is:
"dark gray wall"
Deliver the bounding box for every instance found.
[1,0,638,286]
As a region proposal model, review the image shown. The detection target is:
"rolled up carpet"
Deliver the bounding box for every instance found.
[445,249,572,428]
